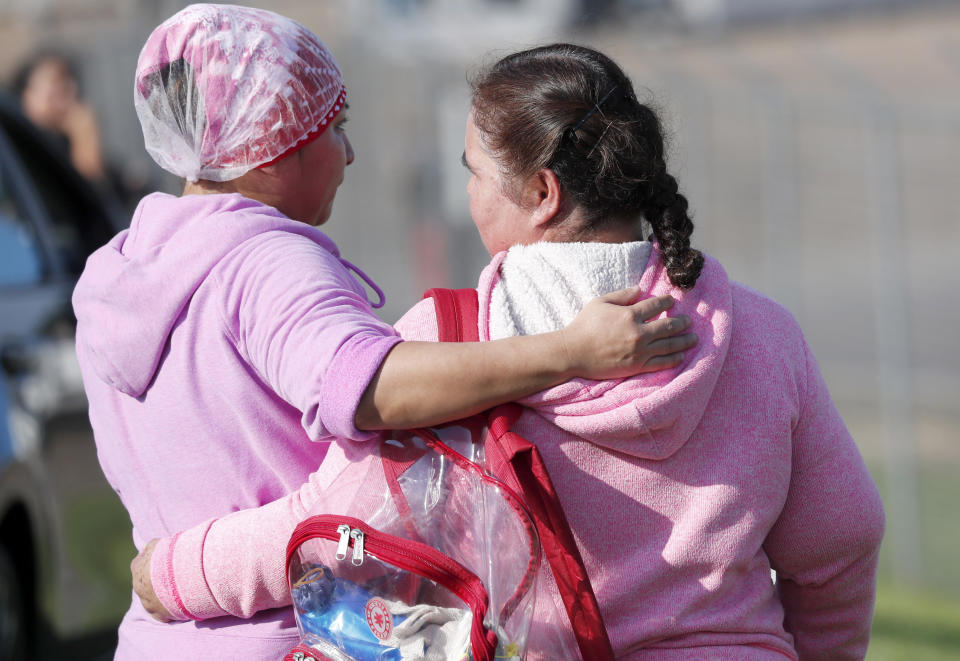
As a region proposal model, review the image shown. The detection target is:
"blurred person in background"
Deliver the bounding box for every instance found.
[132,43,885,660]
[12,49,149,213]
[71,5,694,660]
[13,51,106,183]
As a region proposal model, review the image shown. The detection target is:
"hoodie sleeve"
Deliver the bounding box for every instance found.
[149,483,318,620]
[149,442,360,619]
[392,297,440,341]
[147,305,442,620]
[763,340,885,660]
[213,231,403,442]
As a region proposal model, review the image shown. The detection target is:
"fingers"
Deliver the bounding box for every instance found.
[131,539,157,578]
[646,333,698,355]
[571,290,697,378]
[630,295,676,321]
[147,606,172,622]
[642,314,695,342]
[599,285,643,305]
[130,547,147,590]
[635,352,686,373]
[131,548,150,600]
[131,539,173,622]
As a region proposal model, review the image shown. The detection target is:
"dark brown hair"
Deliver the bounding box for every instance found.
[470,43,704,289]
[141,58,202,148]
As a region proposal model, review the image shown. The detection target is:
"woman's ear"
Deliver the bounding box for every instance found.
[527,167,564,229]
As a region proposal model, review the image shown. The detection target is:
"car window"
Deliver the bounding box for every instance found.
[0,112,114,277]
[0,158,44,287]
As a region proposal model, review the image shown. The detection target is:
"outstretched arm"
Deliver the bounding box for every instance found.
[356,288,694,430]
[132,464,332,622]
[221,233,693,442]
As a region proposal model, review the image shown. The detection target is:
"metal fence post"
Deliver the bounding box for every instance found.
[865,104,923,584]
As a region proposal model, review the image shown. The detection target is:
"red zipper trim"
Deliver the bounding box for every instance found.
[287,514,497,661]
[283,643,337,661]
[413,426,533,538]
[412,426,541,621]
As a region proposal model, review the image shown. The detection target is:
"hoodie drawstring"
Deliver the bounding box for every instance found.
[339,257,386,309]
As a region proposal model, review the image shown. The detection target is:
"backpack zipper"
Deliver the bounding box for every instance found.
[287,514,496,661]
[285,641,353,661]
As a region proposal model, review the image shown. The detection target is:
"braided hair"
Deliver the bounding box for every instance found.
[470,43,704,289]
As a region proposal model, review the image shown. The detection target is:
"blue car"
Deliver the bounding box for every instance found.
[0,91,132,660]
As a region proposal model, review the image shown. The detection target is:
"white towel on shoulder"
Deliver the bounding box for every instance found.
[489,241,652,340]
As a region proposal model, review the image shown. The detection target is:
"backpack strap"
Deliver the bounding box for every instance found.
[486,408,616,661]
[424,288,615,661]
[423,287,480,342]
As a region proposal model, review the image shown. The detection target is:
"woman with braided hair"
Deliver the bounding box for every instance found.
[131,43,884,659]
[453,43,884,659]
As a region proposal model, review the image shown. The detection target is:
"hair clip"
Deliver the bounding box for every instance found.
[570,84,620,134]
[586,122,614,158]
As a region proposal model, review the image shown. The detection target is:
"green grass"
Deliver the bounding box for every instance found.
[868,456,960,659]
[60,490,136,628]
[868,582,960,660]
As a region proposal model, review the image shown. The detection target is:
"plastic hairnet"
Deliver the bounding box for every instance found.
[134,3,345,182]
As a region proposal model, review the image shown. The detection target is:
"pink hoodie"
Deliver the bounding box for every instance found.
[72,192,402,659]
[144,242,884,660]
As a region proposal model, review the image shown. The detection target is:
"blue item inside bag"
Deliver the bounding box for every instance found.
[292,562,405,661]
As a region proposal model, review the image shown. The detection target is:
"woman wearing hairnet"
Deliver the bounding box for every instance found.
[71,5,694,658]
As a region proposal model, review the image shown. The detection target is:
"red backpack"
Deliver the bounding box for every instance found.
[283,289,613,661]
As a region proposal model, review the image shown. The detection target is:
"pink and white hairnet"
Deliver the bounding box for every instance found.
[134,3,346,182]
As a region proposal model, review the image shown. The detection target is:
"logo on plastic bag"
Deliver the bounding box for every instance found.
[365,597,393,640]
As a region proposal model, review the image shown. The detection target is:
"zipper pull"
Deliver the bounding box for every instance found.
[335,524,351,560]
[350,528,365,566]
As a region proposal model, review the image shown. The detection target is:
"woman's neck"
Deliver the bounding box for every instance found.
[182,179,238,196]
[549,216,642,245]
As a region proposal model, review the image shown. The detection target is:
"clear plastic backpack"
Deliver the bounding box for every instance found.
[282,289,613,661]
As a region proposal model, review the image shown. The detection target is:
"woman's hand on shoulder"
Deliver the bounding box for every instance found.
[560,288,696,380]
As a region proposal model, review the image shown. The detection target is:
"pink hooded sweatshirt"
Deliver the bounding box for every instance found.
[72,192,403,659]
[142,241,884,660]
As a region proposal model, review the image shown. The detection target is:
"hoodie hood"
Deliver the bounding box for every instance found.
[72,192,341,397]
[478,241,732,461]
